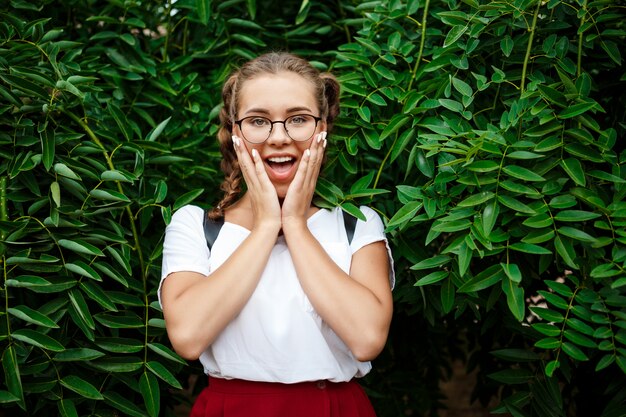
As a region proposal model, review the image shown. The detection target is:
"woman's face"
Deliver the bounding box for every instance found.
[234,71,327,198]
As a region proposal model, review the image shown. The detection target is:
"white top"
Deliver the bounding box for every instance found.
[159,205,394,383]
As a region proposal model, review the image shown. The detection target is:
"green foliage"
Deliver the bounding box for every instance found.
[1,0,625,416]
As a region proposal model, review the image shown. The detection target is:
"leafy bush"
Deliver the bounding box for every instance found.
[1,0,625,416]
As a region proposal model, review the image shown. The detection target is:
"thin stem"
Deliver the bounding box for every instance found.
[61,109,145,277]
[520,0,541,95]
[577,1,587,78]
[408,0,430,92]
[0,176,6,240]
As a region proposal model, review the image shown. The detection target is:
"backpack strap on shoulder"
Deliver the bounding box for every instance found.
[203,210,224,250]
[342,210,358,245]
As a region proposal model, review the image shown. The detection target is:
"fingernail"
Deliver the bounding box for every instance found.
[316,133,322,143]
[232,136,238,148]
[252,149,258,159]
[323,138,327,148]
[305,149,311,158]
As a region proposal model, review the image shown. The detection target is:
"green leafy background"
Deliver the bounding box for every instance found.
[1,0,625,416]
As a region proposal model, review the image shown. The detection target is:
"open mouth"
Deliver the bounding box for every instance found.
[265,156,296,176]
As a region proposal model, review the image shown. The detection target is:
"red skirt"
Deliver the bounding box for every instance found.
[189,377,377,417]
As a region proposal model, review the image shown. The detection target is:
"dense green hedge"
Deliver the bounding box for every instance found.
[1,0,625,416]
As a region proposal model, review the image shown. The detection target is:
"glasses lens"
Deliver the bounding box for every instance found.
[285,115,317,141]
[239,115,318,143]
[240,117,272,143]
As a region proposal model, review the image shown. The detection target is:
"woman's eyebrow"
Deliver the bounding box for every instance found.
[242,106,314,116]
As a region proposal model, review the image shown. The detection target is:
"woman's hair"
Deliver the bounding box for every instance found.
[208,52,341,220]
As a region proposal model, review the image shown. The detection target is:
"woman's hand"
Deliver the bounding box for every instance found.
[281,131,327,228]
[232,136,282,232]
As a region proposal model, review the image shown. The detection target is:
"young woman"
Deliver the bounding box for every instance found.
[159,52,394,417]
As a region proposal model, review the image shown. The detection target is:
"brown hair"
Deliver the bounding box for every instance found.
[208,52,341,220]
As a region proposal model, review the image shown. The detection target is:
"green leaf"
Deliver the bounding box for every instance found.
[563,329,596,348]
[104,391,146,417]
[89,189,131,202]
[173,188,205,210]
[502,165,546,182]
[60,375,104,400]
[488,369,533,384]
[54,163,81,180]
[147,343,186,365]
[500,263,522,283]
[502,277,525,321]
[560,158,585,186]
[458,265,505,293]
[500,35,514,57]
[545,360,560,377]
[57,399,79,417]
[559,101,598,119]
[535,337,561,349]
[538,290,568,310]
[451,77,473,97]
[54,348,105,362]
[458,191,494,207]
[41,130,55,171]
[66,261,102,281]
[12,329,65,352]
[554,236,578,269]
[554,210,601,222]
[561,342,589,361]
[140,371,160,417]
[491,349,540,362]
[68,288,96,330]
[415,271,449,286]
[533,323,561,337]
[530,307,564,323]
[8,305,59,328]
[497,195,535,214]
[379,115,410,141]
[441,278,455,314]
[0,390,20,404]
[146,361,182,389]
[58,239,104,257]
[557,226,596,243]
[509,242,552,255]
[50,181,61,207]
[411,255,451,270]
[2,346,24,406]
[94,312,144,328]
[337,202,365,222]
[444,25,467,48]
[196,0,211,25]
[595,354,615,371]
[388,201,422,228]
[96,337,143,353]
[482,200,499,237]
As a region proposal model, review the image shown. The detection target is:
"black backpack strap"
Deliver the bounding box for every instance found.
[203,210,224,250]
[342,210,358,245]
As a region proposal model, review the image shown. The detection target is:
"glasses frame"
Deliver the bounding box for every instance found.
[234,114,322,144]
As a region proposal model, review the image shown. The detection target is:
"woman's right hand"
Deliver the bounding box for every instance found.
[232,136,282,232]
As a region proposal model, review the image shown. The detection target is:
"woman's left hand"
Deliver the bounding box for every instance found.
[281,131,327,228]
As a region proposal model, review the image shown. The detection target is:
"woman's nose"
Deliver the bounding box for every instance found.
[266,122,292,144]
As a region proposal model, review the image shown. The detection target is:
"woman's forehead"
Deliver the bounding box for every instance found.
[237,72,318,115]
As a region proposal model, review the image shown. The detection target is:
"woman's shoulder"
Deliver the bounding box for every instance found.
[170,205,205,227]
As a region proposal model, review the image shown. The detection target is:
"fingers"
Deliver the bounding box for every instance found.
[303,131,327,189]
[232,136,259,189]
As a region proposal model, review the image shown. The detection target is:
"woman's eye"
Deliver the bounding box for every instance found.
[248,118,269,127]
[288,116,306,125]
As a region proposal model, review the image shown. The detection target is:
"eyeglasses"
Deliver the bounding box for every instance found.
[234,114,322,144]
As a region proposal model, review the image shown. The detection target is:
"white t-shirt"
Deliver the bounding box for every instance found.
[159,205,394,383]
